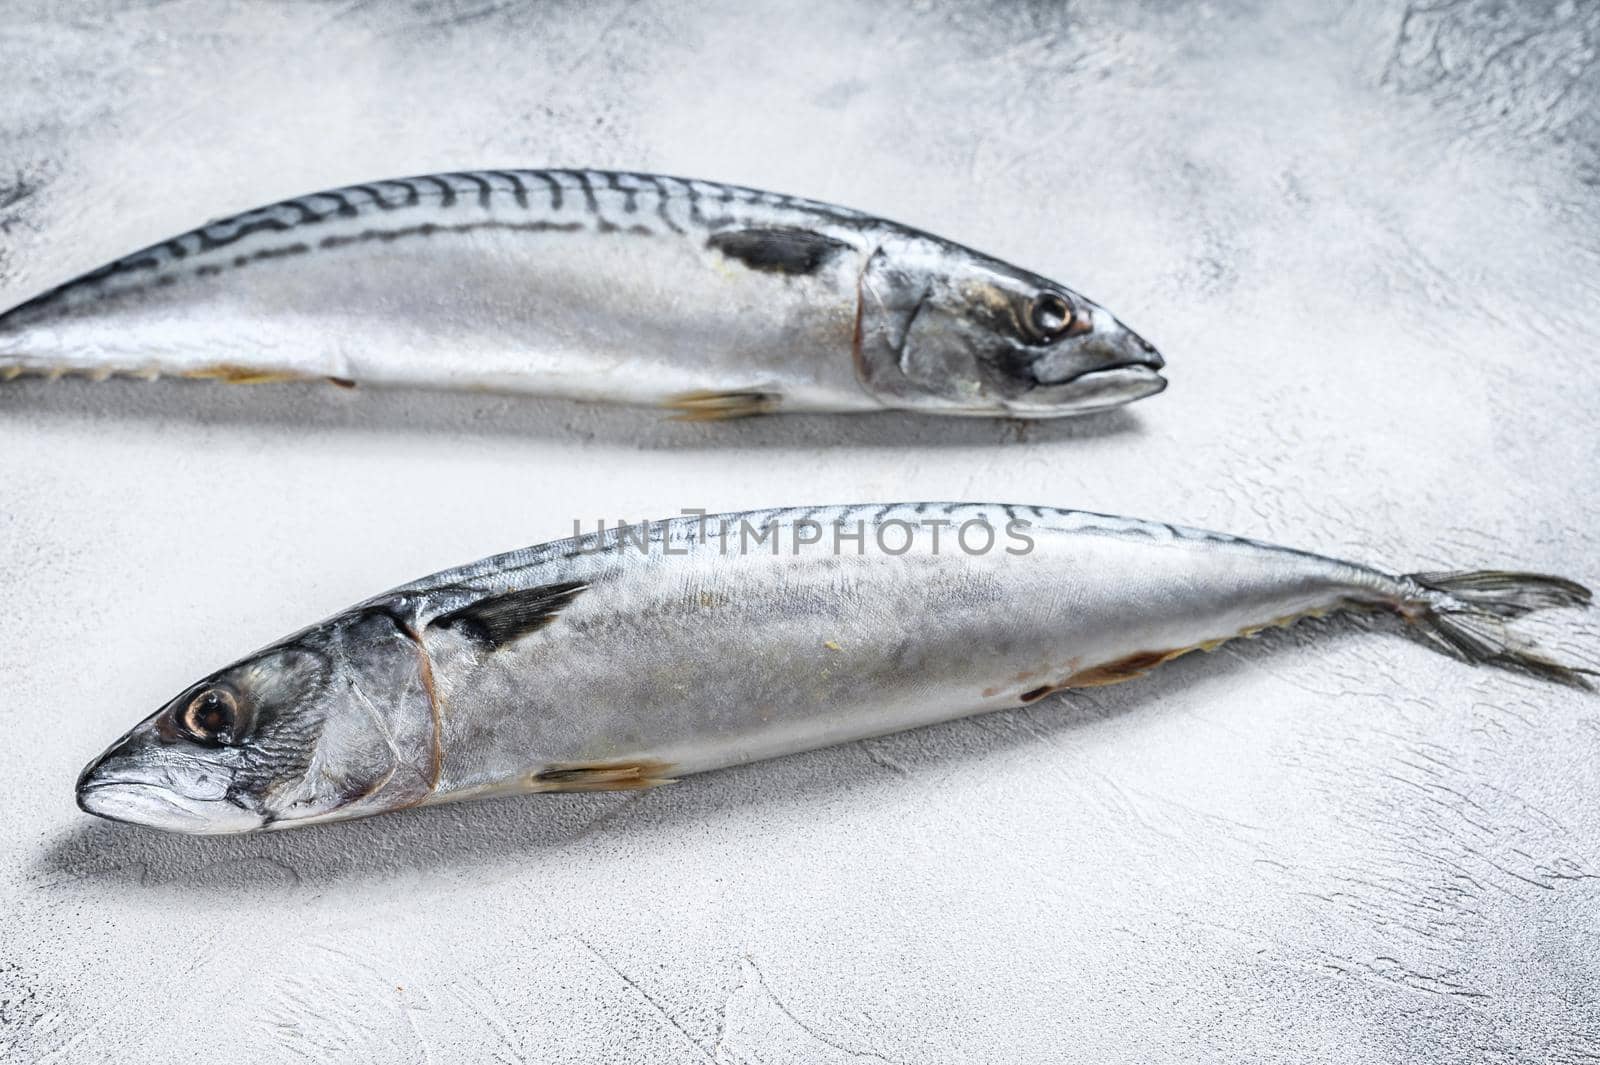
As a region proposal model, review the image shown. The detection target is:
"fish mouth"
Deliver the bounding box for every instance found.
[1011,363,1167,417]
[77,777,264,835]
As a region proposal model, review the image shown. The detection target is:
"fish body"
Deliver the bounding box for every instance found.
[76,504,1591,834]
[0,170,1165,418]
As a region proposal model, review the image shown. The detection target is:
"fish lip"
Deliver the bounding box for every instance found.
[76,777,261,835]
[1067,358,1167,384]
[76,778,198,826]
[1010,362,1166,417]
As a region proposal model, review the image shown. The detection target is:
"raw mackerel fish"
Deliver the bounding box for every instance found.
[0,170,1164,418]
[77,504,1591,834]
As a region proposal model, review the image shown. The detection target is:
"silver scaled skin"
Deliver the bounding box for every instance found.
[0,170,1165,418]
[76,504,1590,834]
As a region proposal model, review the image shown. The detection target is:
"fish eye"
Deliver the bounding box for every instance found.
[179,687,244,746]
[1026,292,1078,342]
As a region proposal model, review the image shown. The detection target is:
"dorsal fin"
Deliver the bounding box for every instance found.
[429,580,588,649]
[705,226,851,275]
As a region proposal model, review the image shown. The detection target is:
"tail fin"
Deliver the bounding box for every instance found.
[1404,570,1595,689]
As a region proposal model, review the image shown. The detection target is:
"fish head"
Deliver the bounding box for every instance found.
[76,608,437,834]
[856,237,1166,417]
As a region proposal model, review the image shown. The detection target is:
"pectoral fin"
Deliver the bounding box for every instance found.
[664,389,780,420]
[429,580,589,650]
[529,760,677,792]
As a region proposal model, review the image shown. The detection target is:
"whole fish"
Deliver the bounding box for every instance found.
[77,504,1590,834]
[0,170,1165,418]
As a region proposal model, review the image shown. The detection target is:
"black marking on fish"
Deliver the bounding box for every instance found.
[25,217,625,320]
[567,170,600,213]
[8,252,162,316]
[675,177,708,226]
[458,171,494,209]
[429,580,589,650]
[312,218,586,250]
[492,170,529,208]
[605,172,638,213]
[706,226,850,276]
[354,184,398,210]
[420,175,457,208]
[320,189,360,217]
[387,179,421,208]
[0,171,875,320]
[195,215,294,253]
[638,174,687,235]
[530,171,563,211]
[260,242,310,261]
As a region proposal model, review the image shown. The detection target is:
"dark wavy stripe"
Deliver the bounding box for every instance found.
[604,171,637,213]
[529,171,563,211]
[317,218,592,251]
[456,171,494,209]
[419,175,457,208]
[563,169,600,213]
[6,170,870,315]
[637,174,687,235]
[491,170,529,208]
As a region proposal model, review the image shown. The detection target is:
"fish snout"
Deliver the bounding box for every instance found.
[75,727,262,834]
[1086,310,1163,373]
[1121,326,1164,371]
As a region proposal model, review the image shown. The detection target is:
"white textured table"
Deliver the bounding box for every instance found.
[3,2,1597,1061]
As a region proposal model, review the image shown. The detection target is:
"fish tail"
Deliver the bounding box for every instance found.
[1400,570,1596,689]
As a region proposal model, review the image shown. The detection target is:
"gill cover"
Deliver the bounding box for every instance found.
[259,608,439,827]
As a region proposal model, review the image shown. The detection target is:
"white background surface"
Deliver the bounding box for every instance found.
[3,1,1598,1061]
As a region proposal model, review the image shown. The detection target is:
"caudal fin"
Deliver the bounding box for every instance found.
[1404,570,1595,689]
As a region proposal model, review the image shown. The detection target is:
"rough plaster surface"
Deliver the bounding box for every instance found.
[2,1,1598,1061]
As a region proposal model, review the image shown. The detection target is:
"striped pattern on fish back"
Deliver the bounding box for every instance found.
[381,503,1338,601]
[0,169,879,327]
